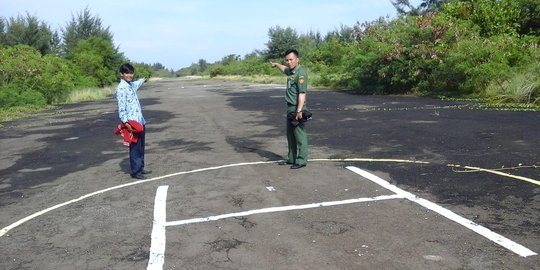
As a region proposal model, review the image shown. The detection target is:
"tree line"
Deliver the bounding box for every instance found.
[1,0,539,110]
[179,0,539,105]
[0,8,165,109]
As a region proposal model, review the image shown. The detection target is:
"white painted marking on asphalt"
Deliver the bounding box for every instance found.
[0,161,273,237]
[165,194,404,226]
[346,166,537,258]
[1,158,537,238]
[310,158,430,164]
[64,137,79,141]
[18,167,52,173]
[266,186,276,192]
[147,186,168,270]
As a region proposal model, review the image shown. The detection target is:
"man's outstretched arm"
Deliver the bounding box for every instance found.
[270,62,287,74]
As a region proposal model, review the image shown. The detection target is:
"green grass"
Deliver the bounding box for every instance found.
[63,86,115,104]
[0,86,116,128]
[486,77,539,105]
[0,104,54,126]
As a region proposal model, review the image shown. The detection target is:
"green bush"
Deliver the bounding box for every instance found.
[307,37,350,88]
[409,14,479,96]
[485,51,540,104]
[0,45,41,86]
[39,54,79,103]
[338,17,426,94]
[0,87,46,108]
[133,63,153,80]
[68,36,120,87]
[208,65,225,78]
[0,45,47,107]
[0,45,91,107]
[445,0,522,37]
[207,55,274,78]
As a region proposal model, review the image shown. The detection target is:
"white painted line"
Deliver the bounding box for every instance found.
[310,158,430,164]
[266,186,276,192]
[165,194,404,226]
[0,161,273,238]
[147,186,169,270]
[346,166,416,198]
[411,196,537,257]
[2,158,537,238]
[346,166,537,258]
[18,167,52,173]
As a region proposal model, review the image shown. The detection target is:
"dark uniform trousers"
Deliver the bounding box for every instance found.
[286,105,308,165]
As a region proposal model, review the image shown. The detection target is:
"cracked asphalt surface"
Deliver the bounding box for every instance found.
[0,78,539,269]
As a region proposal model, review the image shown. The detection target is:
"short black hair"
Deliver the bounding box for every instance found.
[284,49,299,57]
[119,63,135,73]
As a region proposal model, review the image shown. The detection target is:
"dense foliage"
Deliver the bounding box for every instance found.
[0,8,157,109]
[1,0,539,110]
[179,0,539,104]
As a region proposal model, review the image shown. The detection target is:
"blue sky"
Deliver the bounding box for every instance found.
[1,0,419,70]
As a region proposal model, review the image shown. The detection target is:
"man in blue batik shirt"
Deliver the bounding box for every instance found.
[115,63,151,180]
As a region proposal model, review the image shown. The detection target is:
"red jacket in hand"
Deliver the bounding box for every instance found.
[114,120,144,146]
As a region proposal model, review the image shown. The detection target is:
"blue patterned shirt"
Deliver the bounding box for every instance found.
[116,79,146,125]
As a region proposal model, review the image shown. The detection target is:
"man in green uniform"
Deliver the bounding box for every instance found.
[271,49,308,169]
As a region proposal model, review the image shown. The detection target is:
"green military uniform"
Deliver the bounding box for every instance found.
[284,65,308,166]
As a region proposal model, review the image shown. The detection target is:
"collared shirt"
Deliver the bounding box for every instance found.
[284,65,308,106]
[116,78,146,125]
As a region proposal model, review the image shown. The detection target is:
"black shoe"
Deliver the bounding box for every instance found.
[131,173,146,180]
[278,160,293,165]
[141,169,152,175]
[290,164,306,169]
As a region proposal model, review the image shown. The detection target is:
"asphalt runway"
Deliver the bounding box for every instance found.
[0,78,539,269]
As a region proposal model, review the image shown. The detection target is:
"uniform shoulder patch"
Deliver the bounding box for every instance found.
[299,75,305,85]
